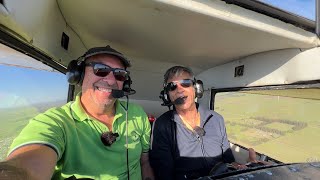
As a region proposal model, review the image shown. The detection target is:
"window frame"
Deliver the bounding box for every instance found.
[0,28,67,73]
[221,0,316,33]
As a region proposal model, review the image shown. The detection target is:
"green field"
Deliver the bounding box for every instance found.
[0,100,65,161]
[0,107,40,160]
[216,91,320,163]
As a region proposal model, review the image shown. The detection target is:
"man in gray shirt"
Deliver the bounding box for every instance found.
[150,66,244,179]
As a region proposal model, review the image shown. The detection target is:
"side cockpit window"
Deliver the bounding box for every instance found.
[0,44,68,160]
[214,88,320,163]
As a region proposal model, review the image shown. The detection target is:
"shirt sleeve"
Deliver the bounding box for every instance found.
[8,108,66,159]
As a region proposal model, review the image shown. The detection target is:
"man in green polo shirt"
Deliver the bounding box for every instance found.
[2,45,154,179]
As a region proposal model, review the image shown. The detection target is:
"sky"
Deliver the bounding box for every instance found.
[0,65,68,108]
[0,0,316,108]
[260,0,315,20]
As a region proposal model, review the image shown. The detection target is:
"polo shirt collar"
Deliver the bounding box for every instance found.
[70,94,125,122]
[70,94,89,121]
[197,104,213,122]
[114,100,126,120]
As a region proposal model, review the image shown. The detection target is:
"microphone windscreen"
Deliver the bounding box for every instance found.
[194,126,206,137]
[174,97,185,105]
[111,89,125,98]
[101,131,119,146]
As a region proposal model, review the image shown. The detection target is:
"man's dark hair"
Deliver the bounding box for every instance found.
[164,66,195,84]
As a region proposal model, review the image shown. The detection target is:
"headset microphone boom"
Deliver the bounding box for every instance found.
[111,89,136,98]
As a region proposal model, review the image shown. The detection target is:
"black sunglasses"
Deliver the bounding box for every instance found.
[85,62,129,81]
[165,79,194,92]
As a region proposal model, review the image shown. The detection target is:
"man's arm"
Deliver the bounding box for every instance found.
[4,144,58,180]
[140,152,154,180]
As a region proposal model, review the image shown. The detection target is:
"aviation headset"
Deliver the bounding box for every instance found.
[66,45,132,92]
[160,67,204,106]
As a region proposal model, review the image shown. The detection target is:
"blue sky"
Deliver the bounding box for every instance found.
[0,65,68,108]
[261,0,315,20]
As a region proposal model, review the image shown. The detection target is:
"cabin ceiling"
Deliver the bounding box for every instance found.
[57,0,318,69]
[55,0,319,101]
[1,0,319,102]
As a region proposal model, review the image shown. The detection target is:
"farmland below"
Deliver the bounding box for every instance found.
[215,90,320,163]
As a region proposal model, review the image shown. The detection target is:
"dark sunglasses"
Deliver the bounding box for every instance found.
[85,62,129,81]
[165,79,194,92]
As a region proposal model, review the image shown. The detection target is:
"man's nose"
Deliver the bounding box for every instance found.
[101,71,117,83]
[176,83,185,92]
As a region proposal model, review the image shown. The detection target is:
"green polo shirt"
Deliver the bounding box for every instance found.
[8,95,151,180]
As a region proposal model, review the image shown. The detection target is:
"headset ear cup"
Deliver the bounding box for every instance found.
[122,76,132,92]
[67,60,85,85]
[159,90,171,106]
[164,90,171,104]
[195,80,204,98]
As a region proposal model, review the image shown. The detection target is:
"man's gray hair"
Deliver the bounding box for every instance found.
[164,66,195,84]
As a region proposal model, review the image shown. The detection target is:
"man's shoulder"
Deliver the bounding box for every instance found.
[35,102,72,122]
[158,110,173,118]
[211,110,223,119]
[156,110,174,124]
[119,101,145,113]
[44,102,71,113]
[207,110,226,128]
[198,105,222,117]
[198,105,225,124]
[117,101,148,121]
[128,101,143,109]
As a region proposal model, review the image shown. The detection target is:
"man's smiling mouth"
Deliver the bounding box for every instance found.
[177,95,187,100]
[95,86,112,92]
